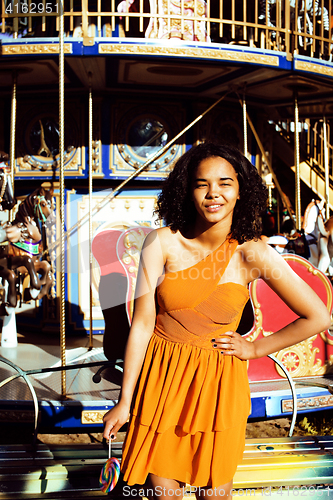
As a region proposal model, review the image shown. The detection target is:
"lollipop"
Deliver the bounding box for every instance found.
[99,438,121,493]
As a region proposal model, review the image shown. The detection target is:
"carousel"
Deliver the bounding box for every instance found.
[0,0,333,445]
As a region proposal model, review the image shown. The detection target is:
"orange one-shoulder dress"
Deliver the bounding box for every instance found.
[121,238,251,488]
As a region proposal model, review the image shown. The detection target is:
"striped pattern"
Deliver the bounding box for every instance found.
[0,437,332,498]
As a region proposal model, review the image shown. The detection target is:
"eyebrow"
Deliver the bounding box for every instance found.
[194,177,235,182]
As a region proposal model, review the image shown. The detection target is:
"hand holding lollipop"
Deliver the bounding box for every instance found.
[99,437,121,493]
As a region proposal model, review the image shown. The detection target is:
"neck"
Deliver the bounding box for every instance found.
[186,219,232,247]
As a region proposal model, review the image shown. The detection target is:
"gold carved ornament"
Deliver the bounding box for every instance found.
[2,44,72,55]
[81,410,109,424]
[98,45,280,67]
[262,331,333,377]
[164,0,206,16]
[121,227,151,321]
[156,0,207,41]
[247,255,333,378]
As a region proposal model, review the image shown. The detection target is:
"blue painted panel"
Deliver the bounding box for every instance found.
[40,402,116,429]
[248,396,266,419]
[266,389,333,418]
[1,37,291,72]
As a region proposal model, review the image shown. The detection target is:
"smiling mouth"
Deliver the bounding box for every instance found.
[206,204,222,211]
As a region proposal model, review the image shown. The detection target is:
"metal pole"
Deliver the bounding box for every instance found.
[88,73,93,349]
[323,116,330,219]
[294,94,301,231]
[243,96,248,159]
[9,72,17,222]
[59,0,66,398]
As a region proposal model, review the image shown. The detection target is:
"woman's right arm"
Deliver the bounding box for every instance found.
[103,229,165,440]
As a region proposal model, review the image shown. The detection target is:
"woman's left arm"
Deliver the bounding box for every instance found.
[215,240,331,360]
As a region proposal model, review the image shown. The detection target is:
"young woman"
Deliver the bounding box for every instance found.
[103,143,330,499]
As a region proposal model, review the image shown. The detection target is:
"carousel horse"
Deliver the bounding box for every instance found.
[0,162,19,310]
[316,212,333,275]
[302,199,324,266]
[302,198,333,274]
[259,0,329,46]
[4,186,54,306]
[117,0,210,41]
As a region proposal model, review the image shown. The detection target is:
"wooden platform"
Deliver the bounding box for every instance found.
[0,437,332,499]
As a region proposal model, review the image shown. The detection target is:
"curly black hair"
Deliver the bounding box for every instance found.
[156,142,268,244]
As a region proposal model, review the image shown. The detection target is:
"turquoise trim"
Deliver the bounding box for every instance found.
[11,240,40,255]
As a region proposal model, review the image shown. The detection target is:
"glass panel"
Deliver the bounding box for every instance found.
[127,118,168,159]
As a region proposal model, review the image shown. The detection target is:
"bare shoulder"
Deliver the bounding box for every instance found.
[237,238,293,283]
[143,226,171,248]
[152,226,182,250]
[142,226,180,262]
[154,226,175,244]
[239,238,270,257]
[237,238,273,264]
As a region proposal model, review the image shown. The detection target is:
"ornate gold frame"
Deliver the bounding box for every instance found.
[248,254,333,378]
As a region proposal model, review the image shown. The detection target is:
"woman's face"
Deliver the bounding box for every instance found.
[192,156,240,229]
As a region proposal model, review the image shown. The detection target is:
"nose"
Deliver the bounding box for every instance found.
[206,183,220,199]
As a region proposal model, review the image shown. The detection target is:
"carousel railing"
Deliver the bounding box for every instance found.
[1,0,333,61]
[273,119,333,186]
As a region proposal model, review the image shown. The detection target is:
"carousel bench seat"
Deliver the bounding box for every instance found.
[0,437,332,498]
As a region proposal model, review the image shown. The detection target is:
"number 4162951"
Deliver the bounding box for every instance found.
[5,2,59,15]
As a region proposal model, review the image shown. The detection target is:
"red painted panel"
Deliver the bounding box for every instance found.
[246,255,333,381]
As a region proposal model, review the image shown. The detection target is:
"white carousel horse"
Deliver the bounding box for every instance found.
[302,198,325,267]
[302,198,333,275]
[317,214,333,275]
[117,0,210,41]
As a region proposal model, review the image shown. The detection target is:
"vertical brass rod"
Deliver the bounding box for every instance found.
[294,94,301,231]
[59,0,66,397]
[1,0,5,33]
[13,17,18,38]
[70,0,73,32]
[125,0,129,32]
[88,74,93,349]
[194,0,197,38]
[243,96,248,159]
[206,0,210,38]
[231,0,235,39]
[97,0,101,36]
[219,0,223,37]
[254,0,258,42]
[181,0,184,38]
[324,116,330,219]
[167,0,170,36]
[9,72,17,222]
[111,0,115,32]
[285,0,290,55]
[139,0,143,32]
[82,0,88,37]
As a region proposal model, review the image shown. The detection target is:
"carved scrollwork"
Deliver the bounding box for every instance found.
[121,227,151,319]
[122,228,147,271]
[274,335,326,378]
[81,410,108,424]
